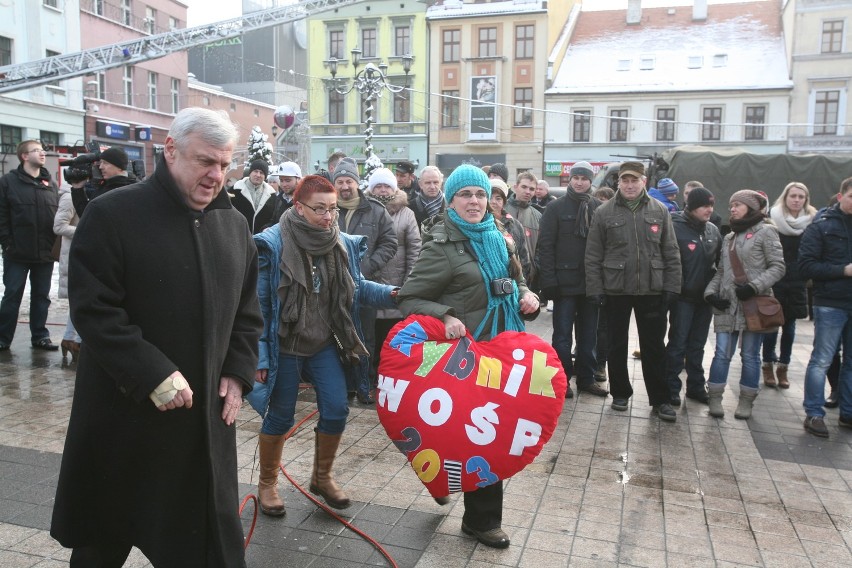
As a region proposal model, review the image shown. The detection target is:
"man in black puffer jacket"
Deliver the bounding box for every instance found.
[0,140,60,351]
[664,187,722,406]
[71,147,136,217]
[538,161,607,399]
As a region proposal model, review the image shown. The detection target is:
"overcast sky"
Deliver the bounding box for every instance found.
[185,0,241,27]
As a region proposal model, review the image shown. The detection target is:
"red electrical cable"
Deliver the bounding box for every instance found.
[242,387,399,568]
[239,494,259,549]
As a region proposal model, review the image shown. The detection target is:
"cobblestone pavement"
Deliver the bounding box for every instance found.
[1,282,851,567]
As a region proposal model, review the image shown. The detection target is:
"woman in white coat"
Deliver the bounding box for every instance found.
[53,176,83,360]
[365,167,421,403]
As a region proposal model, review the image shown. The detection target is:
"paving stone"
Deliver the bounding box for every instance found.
[3,305,852,567]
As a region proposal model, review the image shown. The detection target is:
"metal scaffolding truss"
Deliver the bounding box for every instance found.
[0,0,359,95]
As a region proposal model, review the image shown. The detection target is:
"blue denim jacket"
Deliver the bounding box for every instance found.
[246,224,395,417]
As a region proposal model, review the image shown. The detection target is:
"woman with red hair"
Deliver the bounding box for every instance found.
[247,175,395,516]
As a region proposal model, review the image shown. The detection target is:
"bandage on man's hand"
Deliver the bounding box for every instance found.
[150,371,193,411]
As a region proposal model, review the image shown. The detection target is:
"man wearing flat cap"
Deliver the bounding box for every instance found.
[231,159,277,234]
[395,160,420,200]
[585,161,682,422]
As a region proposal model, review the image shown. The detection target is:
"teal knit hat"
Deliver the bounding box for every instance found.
[444,164,491,204]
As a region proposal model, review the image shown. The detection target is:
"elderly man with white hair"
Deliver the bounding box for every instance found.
[408,165,446,229]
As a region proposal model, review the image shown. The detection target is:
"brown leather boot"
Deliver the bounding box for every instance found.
[762,362,776,387]
[310,430,351,509]
[60,340,81,362]
[776,364,789,389]
[257,433,286,516]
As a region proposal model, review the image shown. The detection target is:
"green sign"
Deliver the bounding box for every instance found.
[545,162,564,176]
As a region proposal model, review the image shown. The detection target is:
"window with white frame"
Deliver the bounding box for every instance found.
[656,107,675,141]
[441,91,459,128]
[121,0,131,26]
[513,88,533,127]
[639,55,655,70]
[479,27,497,57]
[329,90,344,124]
[328,29,344,59]
[148,71,158,110]
[43,0,58,8]
[688,55,703,69]
[821,20,843,54]
[40,131,60,148]
[814,90,840,135]
[171,78,180,114]
[123,66,133,106]
[573,110,591,142]
[0,36,12,66]
[361,27,377,58]
[395,25,410,57]
[145,7,156,34]
[702,106,722,140]
[96,71,105,99]
[1,125,23,153]
[443,29,460,63]
[744,105,766,140]
[609,109,628,142]
[169,16,178,31]
[515,25,534,59]
[393,89,410,123]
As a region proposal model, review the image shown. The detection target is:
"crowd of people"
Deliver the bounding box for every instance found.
[1,107,850,564]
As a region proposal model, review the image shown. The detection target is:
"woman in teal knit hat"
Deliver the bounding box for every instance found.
[397,164,540,549]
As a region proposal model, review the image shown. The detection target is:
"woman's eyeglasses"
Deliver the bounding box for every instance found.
[299,202,340,216]
[455,190,488,200]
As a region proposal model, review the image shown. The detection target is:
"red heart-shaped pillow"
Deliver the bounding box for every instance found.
[377,315,568,497]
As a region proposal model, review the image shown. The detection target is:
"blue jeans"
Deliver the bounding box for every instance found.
[761,318,797,365]
[665,299,713,396]
[63,314,80,343]
[708,330,762,389]
[261,344,349,435]
[552,295,599,387]
[0,258,54,345]
[803,306,852,418]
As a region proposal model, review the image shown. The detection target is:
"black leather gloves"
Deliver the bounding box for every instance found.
[735,283,757,300]
[705,294,731,311]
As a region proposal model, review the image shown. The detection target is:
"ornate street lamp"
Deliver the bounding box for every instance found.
[327,48,413,160]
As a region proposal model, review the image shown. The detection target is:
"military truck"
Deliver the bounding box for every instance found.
[654,145,852,208]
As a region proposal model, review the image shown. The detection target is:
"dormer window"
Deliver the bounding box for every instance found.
[617,59,631,71]
[713,54,728,67]
[688,55,703,69]
[639,56,655,70]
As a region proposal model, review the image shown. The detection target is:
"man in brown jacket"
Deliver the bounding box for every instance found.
[585,161,682,421]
